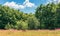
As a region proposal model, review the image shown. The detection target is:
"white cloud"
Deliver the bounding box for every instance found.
[23,0,35,7]
[46,0,60,4]
[3,2,25,9]
[3,0,36,9]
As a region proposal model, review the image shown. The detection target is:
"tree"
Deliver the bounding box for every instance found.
[0,5,22,29]
[27,14,40,30]
[35,3,57,29]
[55,3,60,28]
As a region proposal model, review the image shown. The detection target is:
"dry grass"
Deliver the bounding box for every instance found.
[0,30,60,36]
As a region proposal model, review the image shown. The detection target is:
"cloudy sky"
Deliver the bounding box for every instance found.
[0,0,60,13]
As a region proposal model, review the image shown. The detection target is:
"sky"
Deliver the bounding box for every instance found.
[0,0,60,13]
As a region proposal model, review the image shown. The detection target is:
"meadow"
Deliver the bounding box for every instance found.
[0,30,60,36]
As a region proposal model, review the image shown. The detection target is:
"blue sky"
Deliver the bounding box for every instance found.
[0,0,60,13]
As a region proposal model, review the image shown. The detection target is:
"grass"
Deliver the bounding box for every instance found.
[0,30,60,36]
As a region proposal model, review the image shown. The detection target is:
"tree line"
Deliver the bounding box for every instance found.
[0,3,60,30]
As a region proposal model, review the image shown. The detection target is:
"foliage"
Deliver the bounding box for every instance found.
[15,20,28,30]
[27,14,40,30]
[35,3,60,30]
[0,3,60,30]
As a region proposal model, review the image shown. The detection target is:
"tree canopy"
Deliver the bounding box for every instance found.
[0,3,60,30]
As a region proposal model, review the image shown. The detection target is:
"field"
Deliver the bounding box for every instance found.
[0,30,60,36]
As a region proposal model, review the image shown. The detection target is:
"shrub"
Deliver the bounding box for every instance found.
[15,20,28,30]
[5,23,14,30]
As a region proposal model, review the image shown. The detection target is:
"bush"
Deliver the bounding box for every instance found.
[15,20,28,30]
[5,23,14,30]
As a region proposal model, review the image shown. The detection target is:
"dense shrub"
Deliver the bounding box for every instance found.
[15,20,28,30]
[5,23,14,30]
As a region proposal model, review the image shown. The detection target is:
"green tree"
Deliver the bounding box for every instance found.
[27,14,39,30]
[35,3,57,29]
